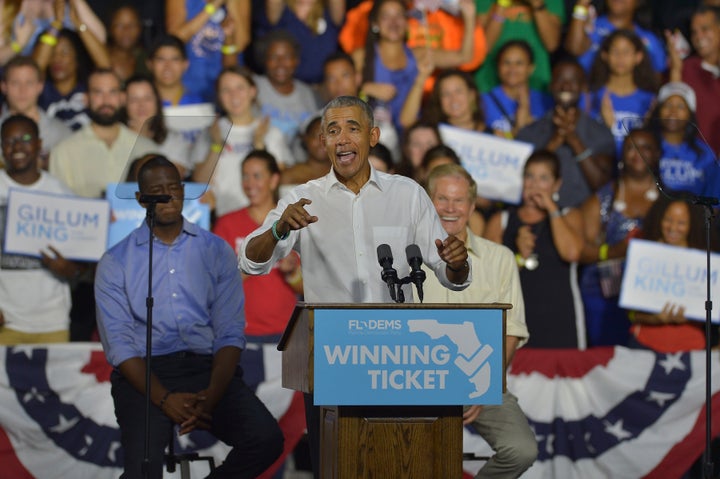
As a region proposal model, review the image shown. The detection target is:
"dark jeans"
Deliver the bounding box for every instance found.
[111,352,284,479]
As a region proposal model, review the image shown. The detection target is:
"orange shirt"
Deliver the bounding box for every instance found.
[339,1,487,91]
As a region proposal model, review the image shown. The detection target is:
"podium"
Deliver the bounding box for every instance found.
[278,302,509,479]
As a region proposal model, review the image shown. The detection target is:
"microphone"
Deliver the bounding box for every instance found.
[406,244,426,303]
[138,194,172,204]
[377,244,399,302]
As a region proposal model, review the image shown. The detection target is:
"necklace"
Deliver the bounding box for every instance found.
[613,180,659,213]
[524,253,539,270]
[519,213,546,271]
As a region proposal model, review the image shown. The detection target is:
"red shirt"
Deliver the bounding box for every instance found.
[214,209,298,336]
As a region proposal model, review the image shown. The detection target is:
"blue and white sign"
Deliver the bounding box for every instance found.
[4,189,110,261]
[620,239,720,322]
[438,124,533,204]
[106,183,211,249]
[313,308,503,406]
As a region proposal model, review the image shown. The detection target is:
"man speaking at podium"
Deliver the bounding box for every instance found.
[239,96,472,476]
[423,164,538,478]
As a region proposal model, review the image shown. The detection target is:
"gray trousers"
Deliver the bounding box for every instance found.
[468,391,538,479]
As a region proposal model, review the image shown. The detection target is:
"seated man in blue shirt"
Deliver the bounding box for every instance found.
[95,155,283,478]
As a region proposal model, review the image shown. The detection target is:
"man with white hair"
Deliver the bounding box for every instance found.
[424,163,538,479]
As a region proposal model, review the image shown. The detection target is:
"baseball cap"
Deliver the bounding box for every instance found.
[657,82,697,112]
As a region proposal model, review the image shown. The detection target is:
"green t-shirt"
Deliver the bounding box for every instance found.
[474,0,566,92]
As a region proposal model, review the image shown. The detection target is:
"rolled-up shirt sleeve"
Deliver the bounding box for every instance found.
[238,193,301,275]
[210,240,247,353]
[95,252,144,368]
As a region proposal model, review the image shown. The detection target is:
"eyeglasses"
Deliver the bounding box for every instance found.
[2,133,34,147]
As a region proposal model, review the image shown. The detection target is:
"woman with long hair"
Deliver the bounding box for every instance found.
[121,75,192,177]
[425,69,488,133]
[485,150,586,348]
[627,193,718,352]
[212,149,304,478]
[192,65,292,217]
[395,120,441,182]
[353,0,476,131]
[565,0,666,75]
[588,29,658,158]
[578,127,660,346]
[483,39,551,139]
[106,4,149,82]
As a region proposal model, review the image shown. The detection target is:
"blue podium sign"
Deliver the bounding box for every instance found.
[313,308,503,406]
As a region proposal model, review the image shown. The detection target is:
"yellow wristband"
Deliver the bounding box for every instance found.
[598,243,609,262]
[515,253,525,268]
[204,3,217,15]
[285,270,302,287]
[497,0,512,8]
[572,5,589,20]
[10,41,21,53]
[40,34,58,46]
[221,44,238,55]
[211,143,223,153]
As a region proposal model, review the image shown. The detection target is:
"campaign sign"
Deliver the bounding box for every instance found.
[619,239,720,322]
[438,124,533,204]
[106,183,211,249]
[4,189,110,261]
[313,308,503,406]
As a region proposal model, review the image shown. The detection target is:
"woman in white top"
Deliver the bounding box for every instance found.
[192,65,293,217]
[121,75,192,177]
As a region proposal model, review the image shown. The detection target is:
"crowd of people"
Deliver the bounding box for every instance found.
[1,0,720,477]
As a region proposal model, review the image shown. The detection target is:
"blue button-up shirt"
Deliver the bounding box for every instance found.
[96,220,246,367]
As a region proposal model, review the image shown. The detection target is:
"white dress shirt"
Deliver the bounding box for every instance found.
[239,167,471,303]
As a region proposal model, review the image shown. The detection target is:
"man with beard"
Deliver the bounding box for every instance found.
[516,59,615,208]
[49,68,157,199]
[49,68,157,341]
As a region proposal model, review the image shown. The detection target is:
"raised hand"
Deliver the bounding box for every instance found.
[12,14,34,49]
[657,302,686,324]
[600,89,615,129]
[516,225,536,259]
[435,235,468,270]
[276,198,319,236]
[40,245,81,280]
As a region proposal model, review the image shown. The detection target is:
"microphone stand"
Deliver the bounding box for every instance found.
[622,119,718,477]
[691,195,719,479]
[139,194,171,479]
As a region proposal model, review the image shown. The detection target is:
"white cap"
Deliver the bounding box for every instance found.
[657,82,697,113]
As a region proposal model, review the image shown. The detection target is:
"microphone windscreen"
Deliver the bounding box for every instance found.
[377,244,393,266]
[405,244,422,264]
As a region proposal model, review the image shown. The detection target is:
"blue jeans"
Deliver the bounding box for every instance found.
[111,352,284,479]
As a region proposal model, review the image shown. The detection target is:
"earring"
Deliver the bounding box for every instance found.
[371,25,380,34]
[552,191,559,202]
